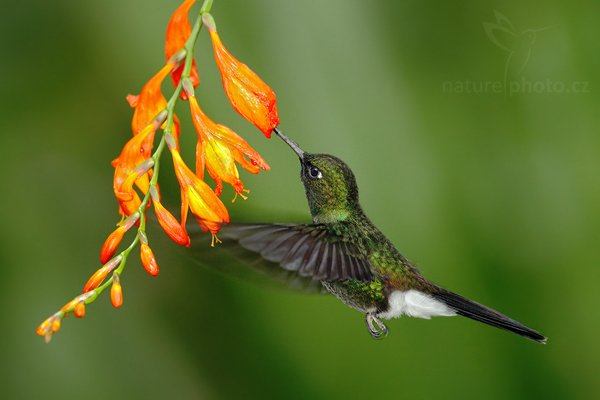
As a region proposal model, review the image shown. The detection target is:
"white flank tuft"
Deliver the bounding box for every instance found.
[378,290,457,320]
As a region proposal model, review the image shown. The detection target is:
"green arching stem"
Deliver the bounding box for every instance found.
[49,0,215,323]
[200,0,214,14]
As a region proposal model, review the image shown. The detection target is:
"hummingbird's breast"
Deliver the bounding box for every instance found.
[319,215,434,316]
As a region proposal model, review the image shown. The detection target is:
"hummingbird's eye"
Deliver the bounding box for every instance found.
[307,165,323,179]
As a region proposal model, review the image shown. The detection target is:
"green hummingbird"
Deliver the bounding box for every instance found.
[216,128,546,343]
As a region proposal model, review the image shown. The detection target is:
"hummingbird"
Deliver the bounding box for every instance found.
[215,128,546,343]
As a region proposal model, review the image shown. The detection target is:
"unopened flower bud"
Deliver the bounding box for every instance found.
[100,225,127,264]
[83,255,122,293]
[51,318,61,333]
[140,243,159,276]
[154,201,190,246]
[111,273,123,308]
[74,302,86,318]
[36,317,53,337]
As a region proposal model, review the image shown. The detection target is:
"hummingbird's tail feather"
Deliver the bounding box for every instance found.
[431,289,547,344]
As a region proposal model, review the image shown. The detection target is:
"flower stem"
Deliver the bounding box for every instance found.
[95,0,215,295]
[200,0,214,14]
[39,0,216,336]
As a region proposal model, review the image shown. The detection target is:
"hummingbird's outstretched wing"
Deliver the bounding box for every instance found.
[219,223,374,282]
[186,228,326,293]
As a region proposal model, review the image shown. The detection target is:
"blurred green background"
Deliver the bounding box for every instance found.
[1,0,599,399]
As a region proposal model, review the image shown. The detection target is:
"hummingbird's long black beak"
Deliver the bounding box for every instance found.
[273,127,304,160]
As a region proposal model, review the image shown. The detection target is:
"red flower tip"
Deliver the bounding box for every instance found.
[140,243,160,276]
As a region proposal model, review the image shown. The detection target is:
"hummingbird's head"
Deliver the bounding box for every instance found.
[274,128,360,223]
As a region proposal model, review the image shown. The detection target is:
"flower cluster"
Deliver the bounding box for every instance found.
[37,0,279,343]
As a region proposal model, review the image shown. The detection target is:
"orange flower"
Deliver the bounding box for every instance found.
[61,299,79,313]
[83,265,112,293]
[74,303,86,318]
[140,243,159,276]
[153,200,190,246]
[83,256,123,293]
[127,63,175,151]
[36,316,53,337]
[111,274,123,308]
[170,147,230,235]
[51,318,61,333]
[113,121,156,216]
[208,26,279,137]
[99,214,138,263]
[100,226,126,264]
[115,63,178,216]
[188,94,269,197]
[112,121,169,217]
[165,0,200,97]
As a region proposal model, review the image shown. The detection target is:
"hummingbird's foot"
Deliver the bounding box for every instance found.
[366,314,388,340]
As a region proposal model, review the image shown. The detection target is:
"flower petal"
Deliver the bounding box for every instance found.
[153,200,190,246]
[129,63,174,137]
[187,95,269,195]
[210,31,279,137]
[165,0,200,96]
[170,148,229,233]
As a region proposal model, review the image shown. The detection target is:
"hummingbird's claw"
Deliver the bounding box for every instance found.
[366,314,388,340]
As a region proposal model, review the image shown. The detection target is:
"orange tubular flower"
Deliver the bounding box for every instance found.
[140,243,159,276]
[170,148,229,235]
[114,63,178,216]
[165,0,200,96]
[127,63,175,139]
[188,94,269,197]
[153,200,190,246]
[112,125,157,215]
[208,27,279,137]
